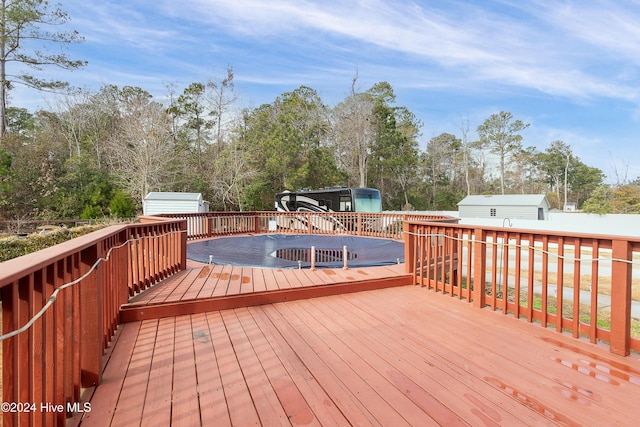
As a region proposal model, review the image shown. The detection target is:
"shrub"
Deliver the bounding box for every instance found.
[0,223,110,262]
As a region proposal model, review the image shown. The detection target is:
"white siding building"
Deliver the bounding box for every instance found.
[143,192,210,215]
[457,194,549,220]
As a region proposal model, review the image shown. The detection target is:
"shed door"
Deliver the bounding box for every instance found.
[538,207,544,220]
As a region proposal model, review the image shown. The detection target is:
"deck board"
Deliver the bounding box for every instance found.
[139,317,174,426]
[120,263,412,322]
[190,312,231,427]
[82,285,640,426]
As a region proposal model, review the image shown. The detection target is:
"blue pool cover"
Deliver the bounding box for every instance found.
[187,234,404,269]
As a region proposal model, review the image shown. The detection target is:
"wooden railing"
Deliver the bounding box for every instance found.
[155,211,460,240]
[1,211,456,425]
[404,220,640,356]
[5,210,638,425]
[0,218,186,426]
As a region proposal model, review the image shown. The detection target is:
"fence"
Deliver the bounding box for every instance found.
[403,220,640,356]
[0,218,186,426]
[153,211,459,240]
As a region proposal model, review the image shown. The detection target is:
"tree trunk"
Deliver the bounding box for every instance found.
[0,3,6,137]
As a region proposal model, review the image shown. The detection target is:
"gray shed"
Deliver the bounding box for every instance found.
[457,194,549,220]
[143,192,210,215]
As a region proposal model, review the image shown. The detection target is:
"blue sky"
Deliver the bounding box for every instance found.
[14,0,640,183]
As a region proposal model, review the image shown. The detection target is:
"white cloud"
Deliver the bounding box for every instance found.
[154,0,640,105]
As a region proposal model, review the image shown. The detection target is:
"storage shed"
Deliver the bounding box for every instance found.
[143,192,209,215]
[457,194,549,220]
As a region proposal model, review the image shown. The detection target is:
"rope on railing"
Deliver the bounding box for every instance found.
[0,229,187,342]
[404,230,640,266]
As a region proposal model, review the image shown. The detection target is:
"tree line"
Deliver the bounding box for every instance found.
[2,71,638,221]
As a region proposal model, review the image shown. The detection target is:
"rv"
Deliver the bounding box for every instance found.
[275,187,382,213]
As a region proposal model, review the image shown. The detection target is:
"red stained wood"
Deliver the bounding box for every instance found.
[206,311,261,426]
[208,264,233,298]
[85,284,640,427]
[140,317,175,426]
[109,319,158,426]
[171,316,201,426]
[221,310,290,425]
[119,264,411,322]
[191,313,231,427]
[80,323,141,426]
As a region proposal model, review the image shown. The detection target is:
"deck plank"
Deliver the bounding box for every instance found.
[79,323,141,426]
[351,287,636,425]
[119,263,412,322]
[273,300,441,426]
[280,269,304,288]
[221,310,290,425]
[247,307,353,426]
[296,297,469,426]
[225,267,247,296]
[259,302,383,426]
[139,317,174,426]
[208,264,233,298]
[191,313,231,427]
[322,294,555,426]
[194,264,224,299]
[109,319,158,426]
[84,272,640,427]
[309,294,553,426]
[171,316,201,426]
[206,311,262,426]
[180,265,215,301]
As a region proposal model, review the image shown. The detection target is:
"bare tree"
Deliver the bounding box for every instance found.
[331,75,374,187]
[206,66,237,154]
[106,92,174,204]
[458,116,472,196]
[211,138,258,211]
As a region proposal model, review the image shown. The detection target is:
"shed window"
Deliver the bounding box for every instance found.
[490,208,496,217]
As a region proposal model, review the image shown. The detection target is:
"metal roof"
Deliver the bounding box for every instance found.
[457,194,549,207]
[144,192,203,201]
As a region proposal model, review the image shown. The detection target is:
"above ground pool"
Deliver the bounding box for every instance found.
[187,234,404,269]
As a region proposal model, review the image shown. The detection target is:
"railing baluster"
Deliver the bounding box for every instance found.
[590,240,600,343]
[541,235,549,326]
[611,239,632,356]
[472,228,487,309]
[556,237,565,333]
[501,232,510,314]
[572,238,581,338]
[514,234,522,319]
[527,234,535,322]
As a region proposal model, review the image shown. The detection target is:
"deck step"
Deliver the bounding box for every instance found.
[120,264,412,322]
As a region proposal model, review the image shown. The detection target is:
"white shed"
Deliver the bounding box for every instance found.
[143,192,210,215]
[457,194,549,220]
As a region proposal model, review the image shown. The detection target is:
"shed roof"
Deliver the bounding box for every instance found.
[458,194,548,207]
[144,192,203,201]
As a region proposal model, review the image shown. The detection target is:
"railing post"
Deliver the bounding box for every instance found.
[1,283,17,427]
[117,230,131,306]
[610,239,632,356]
[79,244,103,387]
[472,228,486,308]
[404,221,415,275]
[179,219,188,270]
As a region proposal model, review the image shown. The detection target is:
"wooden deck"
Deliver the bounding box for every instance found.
[78,264,640,426]
[120,261,411,322]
